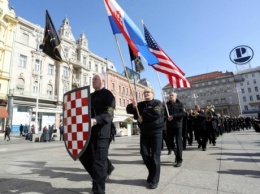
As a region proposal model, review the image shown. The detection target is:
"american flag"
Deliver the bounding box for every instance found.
[144,25,191,88]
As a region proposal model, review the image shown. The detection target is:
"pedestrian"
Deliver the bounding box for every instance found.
[59,124,64,141]
[79,73,115,194]
[19,124,24,136]
[4,125,11,141]
[192,105,207,151]
[165,92,186,167]
[126,87,164,189]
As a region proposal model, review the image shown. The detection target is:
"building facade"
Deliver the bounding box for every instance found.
[1,0,149,135]
[163,71,241,116]
[0,0,17,131]
[234,66,260,116]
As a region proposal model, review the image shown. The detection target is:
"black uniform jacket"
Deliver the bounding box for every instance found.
[126,99,164,135]
[91,88,115,139]
[165,99,185,129]
[193,110,207,131]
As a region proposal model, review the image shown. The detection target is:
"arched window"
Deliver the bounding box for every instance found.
[16,78,25,90]
[47,84,53,95]
[33,81,39,94]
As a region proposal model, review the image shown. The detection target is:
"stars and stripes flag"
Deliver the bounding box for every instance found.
[104,0,158,65]
[143,24,191,88]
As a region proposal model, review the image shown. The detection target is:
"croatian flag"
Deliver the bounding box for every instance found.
[104,0,158,65]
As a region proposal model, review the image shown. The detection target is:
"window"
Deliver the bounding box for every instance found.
[21,33,29,45]
[119,85,121,94]
[48,64,54,75]
[95,64,98,72]
[88,61,91,69]
[221,79,226,83]
[112,83,115,91]
[207,100,211,105]
[19,55,27,68]
[123,87,125,94]
[244,105,248,111]
[249,96,253,101]
[252,73,255,77]
[243,96,246,102]
[253,79,257,84]
[47,84,53,95]
[241,88,245,94]
[214,99,219,105]
[34,59,41,72]
[240,82,243,86]
[255,87,258,92]
[119,98,121,106]
[64,48,68,57]
[33,81,39,94]
[83,56,87,66]
[16,78,25,91]
[221,98,226,103]
[63,86,68,94]
[257,95,260,100]
[83,74,88,84]
[248,88,251,93]
[63,66,69,77]
[247,81,250,85]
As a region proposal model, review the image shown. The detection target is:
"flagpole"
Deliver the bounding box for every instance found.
[155,71,169,117]
[113,35,140,117]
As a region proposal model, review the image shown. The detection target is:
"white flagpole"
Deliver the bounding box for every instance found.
[155,71,169,117]
[113,35,140,117]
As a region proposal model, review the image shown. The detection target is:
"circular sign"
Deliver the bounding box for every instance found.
[229,45,254,65]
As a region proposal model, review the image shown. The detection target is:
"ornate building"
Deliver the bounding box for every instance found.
[163,71,241,116]
[0,0,17,131]
[1,0,149,135]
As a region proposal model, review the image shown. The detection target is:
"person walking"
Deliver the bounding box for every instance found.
[192,105,207,151]
[4,125,11,141]
[126,88,164,189]
[79,73,115,194]
[19,124,24,136]
[59,124,64,141]
[165,92,186,167]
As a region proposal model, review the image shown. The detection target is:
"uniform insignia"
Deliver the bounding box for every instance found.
[107,107,114,116]
[154,106,161,112]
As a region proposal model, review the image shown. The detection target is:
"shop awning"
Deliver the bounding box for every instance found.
[0,107,9,118]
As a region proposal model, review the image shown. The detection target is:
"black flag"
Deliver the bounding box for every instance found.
[128,45,144,73]
[40,10,62,62]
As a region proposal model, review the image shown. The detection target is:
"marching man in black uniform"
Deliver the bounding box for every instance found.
[126,88,164,189]
[165,92,186,167]
[79,73,115,194]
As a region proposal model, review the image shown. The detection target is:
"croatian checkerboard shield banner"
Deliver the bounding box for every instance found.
[63,86,91,161]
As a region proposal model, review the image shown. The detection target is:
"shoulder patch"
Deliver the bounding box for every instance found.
[154,106,161,112]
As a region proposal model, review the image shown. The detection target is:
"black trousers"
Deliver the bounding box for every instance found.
[169,127,183,162]
[79,138,110,194]
[140,132,162,185]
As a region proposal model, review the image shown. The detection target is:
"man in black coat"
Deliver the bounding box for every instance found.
[126,88,164,189]
[79,73,115,194]
[192,105,207,151]
[165,92,186,167]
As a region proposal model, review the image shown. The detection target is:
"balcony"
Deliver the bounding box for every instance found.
[32,69,41,76]
[12,88,57,101]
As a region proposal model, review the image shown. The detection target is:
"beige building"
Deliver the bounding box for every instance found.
[1,0,149,135]
[163,71,240,116]
[0,0,17,131]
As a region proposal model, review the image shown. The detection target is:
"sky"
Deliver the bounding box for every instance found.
[8,0,260,100]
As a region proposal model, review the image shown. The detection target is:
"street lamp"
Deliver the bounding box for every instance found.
[235,89,242,116]
[192,93,198,105]
[32,26,43,134]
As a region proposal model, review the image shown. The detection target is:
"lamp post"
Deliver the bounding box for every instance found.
[236,89,242,116]
[33,26,43,134]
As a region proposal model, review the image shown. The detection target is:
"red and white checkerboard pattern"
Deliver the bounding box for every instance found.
[63,87,90,161]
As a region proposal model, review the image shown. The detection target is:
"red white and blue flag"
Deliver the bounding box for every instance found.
[143,24,191,88]
[104,0,158,65]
